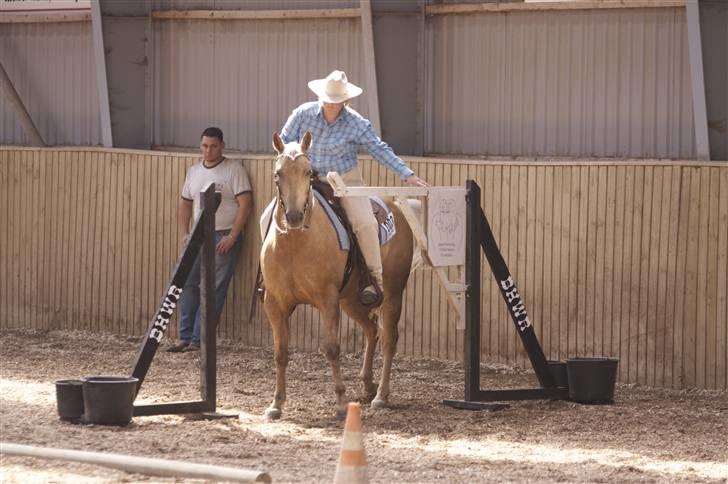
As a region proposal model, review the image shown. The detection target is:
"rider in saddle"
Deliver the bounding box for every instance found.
[280,70,429,305]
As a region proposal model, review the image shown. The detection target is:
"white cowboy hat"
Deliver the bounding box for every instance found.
[307,70,363,103]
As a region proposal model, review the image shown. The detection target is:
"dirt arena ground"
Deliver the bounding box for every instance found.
[1,329,726,483]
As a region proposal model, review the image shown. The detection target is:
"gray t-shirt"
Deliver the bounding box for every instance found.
[181,157,252,231]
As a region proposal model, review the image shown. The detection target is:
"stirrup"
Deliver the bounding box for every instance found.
[359,283,383,307]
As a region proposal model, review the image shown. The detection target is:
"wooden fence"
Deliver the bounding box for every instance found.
[0,148,725,390]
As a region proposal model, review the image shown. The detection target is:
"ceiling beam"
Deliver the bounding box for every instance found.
[151,8,360,20]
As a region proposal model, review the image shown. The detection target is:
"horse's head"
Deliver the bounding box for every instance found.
[272,131,314,230]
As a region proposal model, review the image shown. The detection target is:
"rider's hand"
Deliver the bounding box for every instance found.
[405,175,430,187]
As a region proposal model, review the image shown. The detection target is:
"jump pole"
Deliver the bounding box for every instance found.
[1,442,271,483]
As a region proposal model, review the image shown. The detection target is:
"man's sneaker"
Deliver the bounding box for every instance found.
[166,341,189,353]
[184,343,200,352]
[359,284,382,306]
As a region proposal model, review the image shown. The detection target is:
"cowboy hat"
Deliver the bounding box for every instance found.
[308,70,363,103]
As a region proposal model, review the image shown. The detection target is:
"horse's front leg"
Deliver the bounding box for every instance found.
[263,298,291,420]
[320,303,348,420]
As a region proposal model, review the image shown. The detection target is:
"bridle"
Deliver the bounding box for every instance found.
[272,152,315,234]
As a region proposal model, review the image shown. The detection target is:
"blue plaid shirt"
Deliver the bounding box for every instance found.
[280,101,414,180]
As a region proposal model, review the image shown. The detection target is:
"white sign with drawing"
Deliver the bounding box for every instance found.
[427,188,466,267]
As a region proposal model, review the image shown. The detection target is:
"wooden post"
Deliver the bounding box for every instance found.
[415,0,426,156]
[199,186,217,410]
[131,184,226,418]
[90,0,113,147]
[359,0,381,136]
[0,62,45,146]
[464,181,481,401]
[130,184,219,394]
[685,0,711,160]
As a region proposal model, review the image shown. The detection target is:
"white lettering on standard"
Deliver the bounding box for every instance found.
[499,276,532,332]
[149,285,183,342]
[500,276,515,291]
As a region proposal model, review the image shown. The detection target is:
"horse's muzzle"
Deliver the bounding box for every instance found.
[285,209,305,228]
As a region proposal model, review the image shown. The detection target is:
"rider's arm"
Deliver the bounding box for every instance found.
[357,121,414,180]
[280,105,304,144]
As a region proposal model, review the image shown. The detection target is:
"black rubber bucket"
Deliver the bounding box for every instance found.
[55,379,85,421]
[546,360,569,388]
[566,357,619,404]
[82,376,139,426]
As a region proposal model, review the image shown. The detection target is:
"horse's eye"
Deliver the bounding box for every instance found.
[307,170,313,177]
[273,171,280,181]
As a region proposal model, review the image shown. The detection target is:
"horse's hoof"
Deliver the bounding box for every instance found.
[335,407,348,421]
[264,408,282,421]
[370,398,388,409]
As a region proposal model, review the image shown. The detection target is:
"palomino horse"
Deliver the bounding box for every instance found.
[260,131,415,420]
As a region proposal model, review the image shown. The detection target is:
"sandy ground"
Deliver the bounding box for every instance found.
[0,329,726,483]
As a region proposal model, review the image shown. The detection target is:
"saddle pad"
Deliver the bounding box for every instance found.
[259,194,396,251]
[313,190,351,251]
[370,196,396,246]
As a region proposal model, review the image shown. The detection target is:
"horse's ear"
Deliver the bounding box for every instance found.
[300,131,312,153]
[272,132,285,154]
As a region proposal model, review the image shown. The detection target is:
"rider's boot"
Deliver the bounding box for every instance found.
[360,272,383,306]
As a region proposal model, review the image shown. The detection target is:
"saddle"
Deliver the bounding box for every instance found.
[311,178,384,307]
[253,178,385,307]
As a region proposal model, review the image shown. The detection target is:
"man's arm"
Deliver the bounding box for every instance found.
[216,191,253,255]
[229,191,253,240]
[178,198,193,245]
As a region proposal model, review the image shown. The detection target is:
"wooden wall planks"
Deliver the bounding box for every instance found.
[0,148,726,390]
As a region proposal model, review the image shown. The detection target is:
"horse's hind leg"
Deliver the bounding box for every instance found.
[320,304,349,420]
[263,299,291,420]
[372,297,402,409]
[342,301,379,402]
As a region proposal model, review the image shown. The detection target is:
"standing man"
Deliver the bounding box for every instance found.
[280,70,428,305]
[167,127,253,352]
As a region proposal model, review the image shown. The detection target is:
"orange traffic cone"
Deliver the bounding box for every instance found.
[333,402,369,484]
